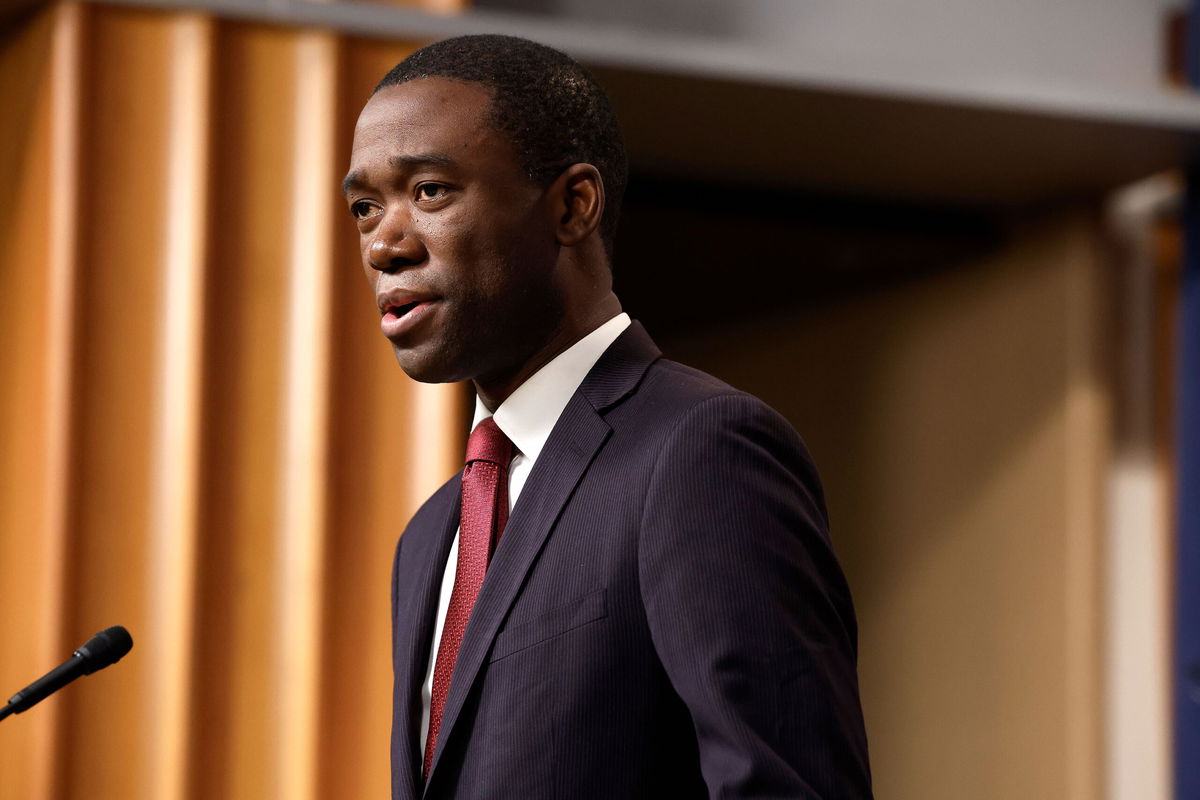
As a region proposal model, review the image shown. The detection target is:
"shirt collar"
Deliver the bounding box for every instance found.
[471,313,631,462]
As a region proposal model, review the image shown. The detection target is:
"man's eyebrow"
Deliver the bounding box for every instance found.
[341,170,366,196]
[389,152,455,171]
[341,153,457,196]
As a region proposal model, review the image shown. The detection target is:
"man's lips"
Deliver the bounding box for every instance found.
[376,287,436,315]
[376,288,438,340]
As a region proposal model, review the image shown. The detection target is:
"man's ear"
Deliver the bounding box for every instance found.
[552,163,605,247]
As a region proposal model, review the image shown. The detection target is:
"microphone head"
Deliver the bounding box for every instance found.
[74,626,133,675]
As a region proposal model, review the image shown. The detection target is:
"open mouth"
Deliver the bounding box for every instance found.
[387,301,420,319]
[377,291,436,339]
[379,297,435,339]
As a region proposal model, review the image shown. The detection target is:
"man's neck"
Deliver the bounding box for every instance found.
[473,293,622,411]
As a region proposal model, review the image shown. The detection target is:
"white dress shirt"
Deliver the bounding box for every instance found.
[419,312,631,751]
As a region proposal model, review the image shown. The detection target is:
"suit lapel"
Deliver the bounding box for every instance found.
[393,478,460,799]
[424,322,662,788]
[425,396,610,785]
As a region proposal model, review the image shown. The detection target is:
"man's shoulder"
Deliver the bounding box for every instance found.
[616,355,830,526]
[632,357,786,427]
[604,355,810,463]
[584,321,786,424]
[644,357,742,399]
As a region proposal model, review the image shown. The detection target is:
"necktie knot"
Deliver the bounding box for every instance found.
[466,417,514,468]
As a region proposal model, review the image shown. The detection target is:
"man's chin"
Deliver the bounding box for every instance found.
[390,345,463,385]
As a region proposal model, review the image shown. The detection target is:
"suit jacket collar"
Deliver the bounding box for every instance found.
[475,313,631,465]
[577,320,662,412]
[421,321,661,791]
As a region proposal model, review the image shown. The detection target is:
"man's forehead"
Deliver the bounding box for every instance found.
[348,77,525,178]
[357,77,493,131]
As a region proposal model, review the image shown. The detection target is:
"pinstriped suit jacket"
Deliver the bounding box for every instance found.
[390,322,872,799]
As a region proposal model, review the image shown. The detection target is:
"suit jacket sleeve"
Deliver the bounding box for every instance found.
[638,393,872,799]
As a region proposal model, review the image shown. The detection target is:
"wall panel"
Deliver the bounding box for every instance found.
[65,8,175,797]
[149,13,211,800]
[192,21,300,800]
[0,4,464,799]
[0,7,75,800]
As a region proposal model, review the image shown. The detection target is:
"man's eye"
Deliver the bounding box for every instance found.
[415,183,448,202]
[350,200,380,220]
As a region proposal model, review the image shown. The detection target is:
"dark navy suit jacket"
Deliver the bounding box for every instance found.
[390,323,872,799]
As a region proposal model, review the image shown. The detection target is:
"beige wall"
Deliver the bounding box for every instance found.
[664,210,1111,800]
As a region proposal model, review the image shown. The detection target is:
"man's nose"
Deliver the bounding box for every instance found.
[367,211,425,272]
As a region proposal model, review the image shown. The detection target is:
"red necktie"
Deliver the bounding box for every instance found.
[424,417,514,777]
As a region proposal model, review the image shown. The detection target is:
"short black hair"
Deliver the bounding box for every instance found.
[375,34,628,260]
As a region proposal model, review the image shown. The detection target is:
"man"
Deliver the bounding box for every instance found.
[343,34,872,799]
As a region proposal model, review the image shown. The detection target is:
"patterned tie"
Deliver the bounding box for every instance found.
[424,417,514,777]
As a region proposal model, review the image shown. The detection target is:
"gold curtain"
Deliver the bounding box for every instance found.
[0,3,464,798]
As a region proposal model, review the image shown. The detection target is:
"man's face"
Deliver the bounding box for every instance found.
[343,78,565,387]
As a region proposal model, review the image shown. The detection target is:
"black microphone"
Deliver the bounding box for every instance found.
[0,626,133,722]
